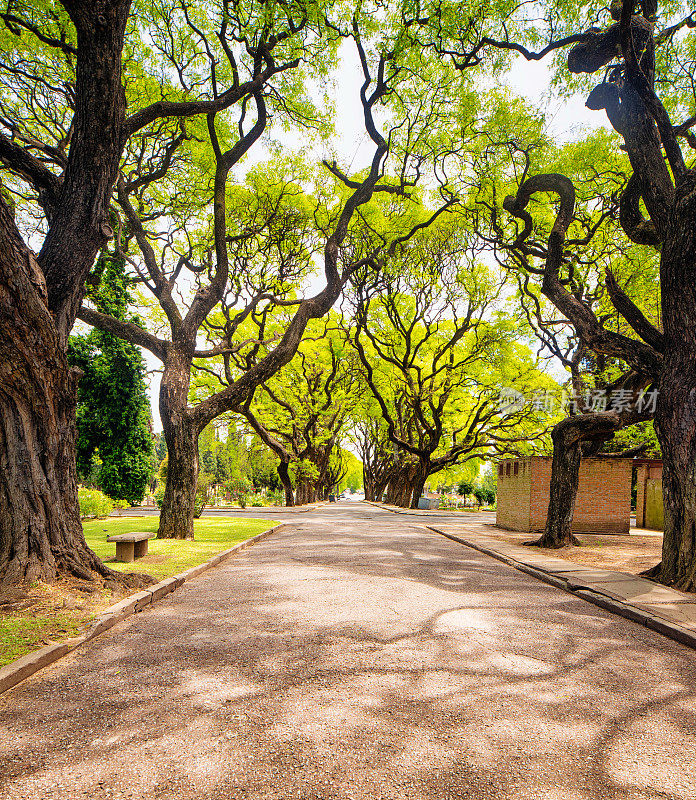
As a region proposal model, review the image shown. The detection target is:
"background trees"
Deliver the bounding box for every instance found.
[3,0,695,592]
[348,221,557,508]
[239,322,357,504]
[464,0,695,587]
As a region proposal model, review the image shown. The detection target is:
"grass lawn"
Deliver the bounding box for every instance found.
[0,516,274,668]
[83,516,275,580]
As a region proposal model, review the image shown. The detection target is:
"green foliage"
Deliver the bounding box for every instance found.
[78,488,114,520]
[194,472,215,518]
[154,480,166,509]
[458,480,474,497]
[69,254,153,505]
[226,475,252,508]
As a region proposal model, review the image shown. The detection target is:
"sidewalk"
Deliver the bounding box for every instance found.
[426,520,696,650]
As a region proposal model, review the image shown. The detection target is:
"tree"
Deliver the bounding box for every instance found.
[68,253,153,505]
[418,0,696,585]
[349,222,555,507]
[74,0,341,538]
[238,322,357,505]
[0,0,334,583]
[350,414,397,501]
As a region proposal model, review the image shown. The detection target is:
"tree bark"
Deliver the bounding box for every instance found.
[0,193,145,586]
[531,421,585,547]
[652,174,696,591]
[410,470,428,510]
[277,459,294,507]
[0,4,139,587]
[157,348,198,539]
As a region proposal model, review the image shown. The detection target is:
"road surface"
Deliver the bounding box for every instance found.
[0,502,694,800]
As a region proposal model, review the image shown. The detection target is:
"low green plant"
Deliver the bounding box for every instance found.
[112,498,130,516]
[154,480,165,509]
[78,487,113,519]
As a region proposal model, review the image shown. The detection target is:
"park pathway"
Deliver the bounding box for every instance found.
[0,502,695,800]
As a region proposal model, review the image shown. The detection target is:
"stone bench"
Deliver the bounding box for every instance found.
[107,532,156,563]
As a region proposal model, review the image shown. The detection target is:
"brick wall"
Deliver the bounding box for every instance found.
[496,458,531,532]
[496,456,632,534]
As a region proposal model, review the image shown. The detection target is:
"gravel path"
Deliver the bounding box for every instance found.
[0,503,694,800]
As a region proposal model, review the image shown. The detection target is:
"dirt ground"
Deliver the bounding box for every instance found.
[485,526,663,575]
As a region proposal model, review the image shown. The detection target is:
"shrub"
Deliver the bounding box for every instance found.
[250,493,267,507]
[112,498,130,516]
[78,488,113,520]
[154,481,165,509]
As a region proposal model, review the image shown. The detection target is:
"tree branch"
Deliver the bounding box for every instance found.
[77,306,167,361]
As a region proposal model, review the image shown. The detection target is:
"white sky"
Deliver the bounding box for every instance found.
[145,46,610,432]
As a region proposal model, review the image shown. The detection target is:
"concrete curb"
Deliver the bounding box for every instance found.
[0,523,286,696]
[365,500,493,517]
[426,525,696,653]
[119,503,327,517]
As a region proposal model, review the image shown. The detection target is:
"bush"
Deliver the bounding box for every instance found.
[112,498,130,516]
[268,489,284,506]
[78,488,113,520]
[226,475,252,508]
[249,492,268,507]
[154,481,165,509]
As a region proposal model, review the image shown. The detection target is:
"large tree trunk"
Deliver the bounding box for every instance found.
[0,195,143,586]
[295,480,317,506]
[158,351,198,539]
[0,357,109,584]
[409,463,428,510]
[531,414,621,548]
[0,5,136,587]
[277,459,294,507]
[652,175,696,591]
[533,423,584,548]
[386,462,418,508]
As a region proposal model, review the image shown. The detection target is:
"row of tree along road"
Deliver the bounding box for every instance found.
[1,0,695,592]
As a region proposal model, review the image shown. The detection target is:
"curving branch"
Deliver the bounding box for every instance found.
[605,269,664,351]
[0,132,62,219]
[503,173,663,377]
[123,62,298,141]
[618,173,661,246]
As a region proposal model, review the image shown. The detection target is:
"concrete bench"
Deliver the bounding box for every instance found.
[107,532,156,562]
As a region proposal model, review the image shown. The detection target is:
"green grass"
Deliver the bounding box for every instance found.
[0,516,274,668]
[83,516,275,580]
[0,614,87,667]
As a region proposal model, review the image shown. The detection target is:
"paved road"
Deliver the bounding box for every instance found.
[1,503,694,800]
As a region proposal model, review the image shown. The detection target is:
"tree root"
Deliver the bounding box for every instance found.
[0,546,157,591]
[523,534,583,548]
[639,562,696,593]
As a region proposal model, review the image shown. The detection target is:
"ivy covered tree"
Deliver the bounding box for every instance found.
[68,254,153,505]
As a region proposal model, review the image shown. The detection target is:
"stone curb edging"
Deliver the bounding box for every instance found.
[122,502,326,517]
[0,523,286,696]
[427,525,696,653]
[365,500,492,517]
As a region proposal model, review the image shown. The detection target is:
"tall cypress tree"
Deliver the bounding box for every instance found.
[69,254,153,505]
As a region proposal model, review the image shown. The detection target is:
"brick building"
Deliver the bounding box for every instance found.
[635,458,663,530]
[496,456,632,534]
